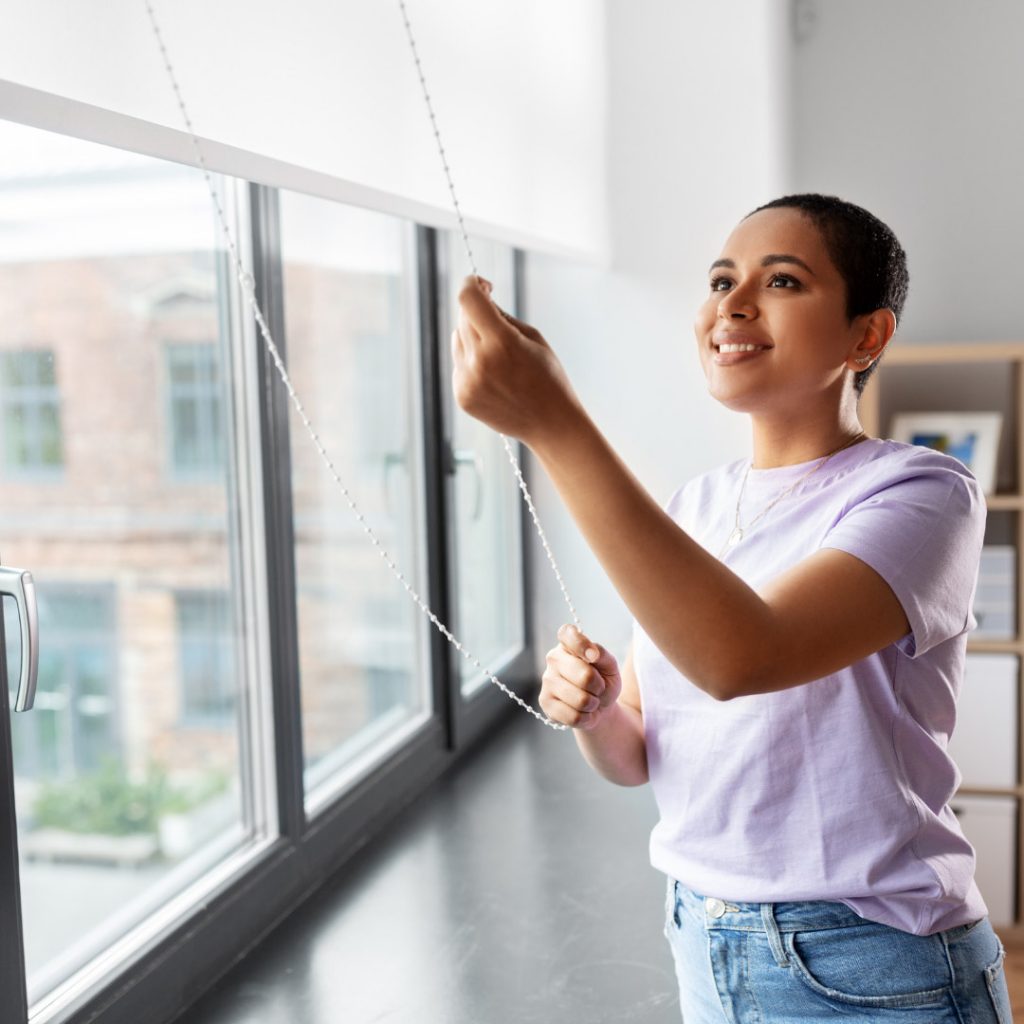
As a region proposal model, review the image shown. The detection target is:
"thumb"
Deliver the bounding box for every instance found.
[585,642,621,708]
[457,275,511,340]
[584,642,619,679]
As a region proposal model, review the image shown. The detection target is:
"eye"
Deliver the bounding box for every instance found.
[768,273,799,289]
[709,275,732,292]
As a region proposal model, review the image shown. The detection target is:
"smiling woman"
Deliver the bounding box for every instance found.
[453,193,1013,1023]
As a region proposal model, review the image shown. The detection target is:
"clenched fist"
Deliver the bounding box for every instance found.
[452,275,583,447]
[541,624,623,731]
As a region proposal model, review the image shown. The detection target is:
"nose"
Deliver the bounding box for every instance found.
[717,282,757,321]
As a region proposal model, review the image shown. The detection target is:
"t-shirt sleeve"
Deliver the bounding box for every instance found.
[818,456,986,659]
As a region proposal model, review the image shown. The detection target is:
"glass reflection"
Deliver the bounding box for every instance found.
[0,119,255,1007]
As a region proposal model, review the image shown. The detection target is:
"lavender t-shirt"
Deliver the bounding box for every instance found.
[633,438,988,936]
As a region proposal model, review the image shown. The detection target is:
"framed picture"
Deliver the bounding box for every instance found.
[889,412,1002,494]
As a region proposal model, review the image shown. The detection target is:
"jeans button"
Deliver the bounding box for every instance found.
[705,897,726,919]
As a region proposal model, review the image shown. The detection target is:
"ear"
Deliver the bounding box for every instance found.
[846,308,896,370]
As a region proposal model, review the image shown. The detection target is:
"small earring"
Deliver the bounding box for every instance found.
[855,356,872,365]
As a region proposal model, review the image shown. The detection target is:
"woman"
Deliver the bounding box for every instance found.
[453,193,1013,1023]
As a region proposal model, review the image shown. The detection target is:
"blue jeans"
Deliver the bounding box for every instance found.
[664,878,1013,1022]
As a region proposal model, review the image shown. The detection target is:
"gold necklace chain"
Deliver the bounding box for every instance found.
[717,432,868,559]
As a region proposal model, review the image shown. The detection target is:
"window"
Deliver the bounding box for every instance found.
[0,350,63,475]
[439,236,527,699]
[0,112,534,1024]
[166,342,226,477]
[0,119,269,1015]
[9,585,118,780]
[277,191,432,809]
[176,591,236,726]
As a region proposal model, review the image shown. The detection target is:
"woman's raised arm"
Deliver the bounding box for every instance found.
[454,277,910,700]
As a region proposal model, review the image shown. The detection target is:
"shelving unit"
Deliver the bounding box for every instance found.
[860,341,1024,941]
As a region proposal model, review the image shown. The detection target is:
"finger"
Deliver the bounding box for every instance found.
[457,306,482,346]
[583,642,619,679]
[558,623,600,664]
[596,679,619,709]
[451,328,465,367]
[495,308,546,345]
[548,648,605,697]
[549,673,601,714]
[539,690,599,730]
[458,275,512,339]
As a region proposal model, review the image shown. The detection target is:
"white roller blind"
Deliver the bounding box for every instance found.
[0,0,609,262]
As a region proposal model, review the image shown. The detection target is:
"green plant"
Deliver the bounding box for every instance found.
[31,759,230,836]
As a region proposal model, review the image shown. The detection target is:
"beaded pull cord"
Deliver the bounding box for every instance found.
[142,0,577,731]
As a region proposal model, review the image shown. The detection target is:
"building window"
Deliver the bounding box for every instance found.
[9,584,119,780]
[176,590,236,725]
[166,342,225,477]
[0,349,64,475]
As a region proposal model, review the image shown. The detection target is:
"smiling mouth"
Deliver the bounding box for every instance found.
[713,343,772,353]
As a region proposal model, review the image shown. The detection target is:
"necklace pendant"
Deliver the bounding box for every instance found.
[725,526,744,549]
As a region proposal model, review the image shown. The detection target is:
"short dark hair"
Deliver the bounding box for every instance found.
[744,193,909,398]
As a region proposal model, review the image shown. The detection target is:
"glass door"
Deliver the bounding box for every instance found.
[1,556,37,1022]
[0,119,276,1021]
[272,190,433,815]
[438,236,531,735]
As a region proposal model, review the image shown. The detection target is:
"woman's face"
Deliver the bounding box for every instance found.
[694,206,866,414]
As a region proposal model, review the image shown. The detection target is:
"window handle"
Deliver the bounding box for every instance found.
[0,565,39,712]
[452,449,484,521]
[382,450,407,516]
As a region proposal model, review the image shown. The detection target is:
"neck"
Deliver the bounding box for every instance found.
[749,412,869,470]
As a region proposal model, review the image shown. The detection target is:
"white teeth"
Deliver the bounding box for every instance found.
[718,343,767,353]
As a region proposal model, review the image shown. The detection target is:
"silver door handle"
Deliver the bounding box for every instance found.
[0,566,39,712]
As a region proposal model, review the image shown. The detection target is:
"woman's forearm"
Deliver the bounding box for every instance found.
[531,411,770,700]
[573,702,649,786]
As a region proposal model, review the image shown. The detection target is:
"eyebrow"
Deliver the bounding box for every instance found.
[708,254,816,276]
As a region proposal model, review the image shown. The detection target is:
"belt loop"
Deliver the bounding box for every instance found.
[760,901,790,968]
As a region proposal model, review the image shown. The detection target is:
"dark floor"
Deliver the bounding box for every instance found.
[181,713,680,1024]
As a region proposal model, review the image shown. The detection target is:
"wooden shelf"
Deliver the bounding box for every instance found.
[986,494,1024,511]
[957,785,1023,799]
[881,341,1024,365]
[862,340,1024,926]
[969,639,1024,655]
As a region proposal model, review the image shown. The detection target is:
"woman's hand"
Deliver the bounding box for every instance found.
[453,275,584,448]
[541,624,623,731]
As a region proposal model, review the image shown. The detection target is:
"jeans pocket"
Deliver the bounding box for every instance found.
[941,917,985,944]
[983,942,1012,1024]
[785,924,951,1010]
[663,877,676,937]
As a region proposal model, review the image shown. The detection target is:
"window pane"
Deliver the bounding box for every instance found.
[441,236,526,695]
[0,350,64,473]
[277,193,430,808]
[0,120,269,1010]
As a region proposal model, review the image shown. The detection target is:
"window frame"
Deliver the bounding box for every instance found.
[434,242,539,750]
[0,150,540,1024]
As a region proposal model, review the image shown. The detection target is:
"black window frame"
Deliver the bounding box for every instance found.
[0,169,540,1024]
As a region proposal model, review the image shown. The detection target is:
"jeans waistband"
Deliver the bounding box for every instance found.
[671,879,878,935]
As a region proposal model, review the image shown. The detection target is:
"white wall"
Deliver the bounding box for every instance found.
[524,0,1024,662]
[0,0,607,260]
[524,0,792,659]
[788,0,1024,343]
